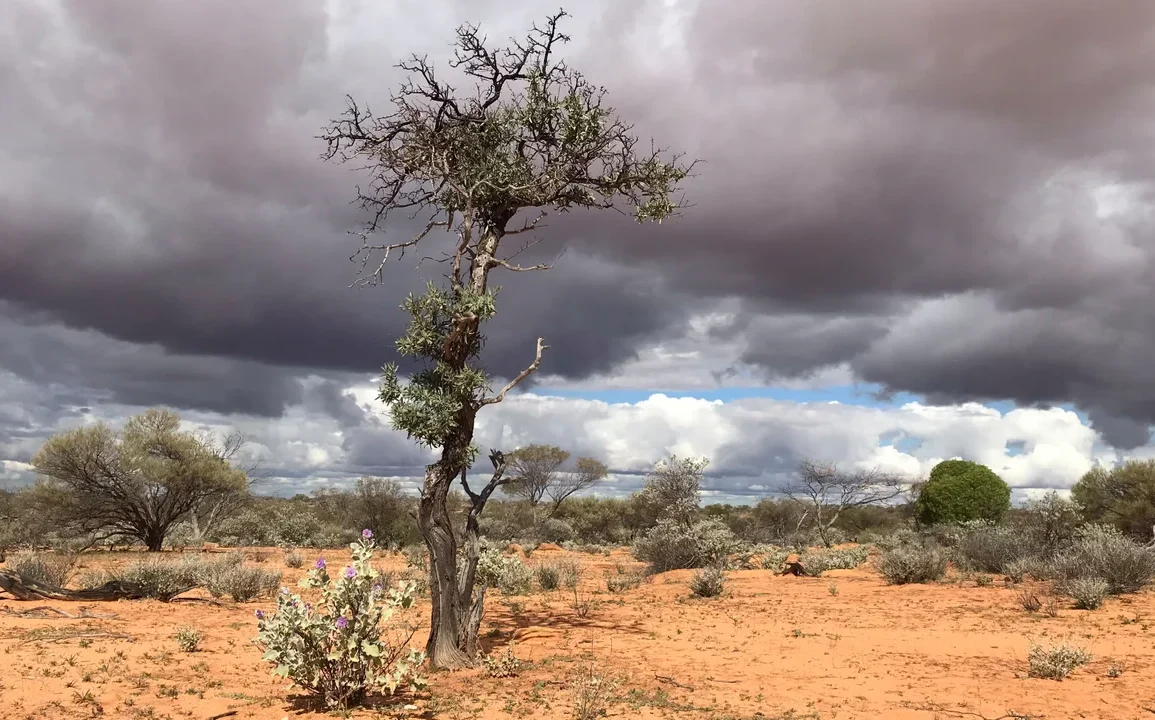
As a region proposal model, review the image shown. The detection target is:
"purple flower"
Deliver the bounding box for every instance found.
[315,558,326,570]
[371,583,382,594]
[335,616,349,630]
[254,609,264,620]
[362,529,373,539]
[280,587,290,595]
[344,566,357,579]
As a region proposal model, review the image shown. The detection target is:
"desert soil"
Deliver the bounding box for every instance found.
[1,545,1153,720]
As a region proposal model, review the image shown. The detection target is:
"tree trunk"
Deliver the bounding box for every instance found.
[418,461,470,668]
[417,228,508,669]
[144,527,166,552]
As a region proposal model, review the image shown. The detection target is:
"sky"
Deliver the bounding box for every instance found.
[3,0,1155,503]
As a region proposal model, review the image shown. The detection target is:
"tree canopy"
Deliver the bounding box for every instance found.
[1073,460,1155,542]
[502,444,608,518]
[914,459,1010,526]
[30,408,250,551]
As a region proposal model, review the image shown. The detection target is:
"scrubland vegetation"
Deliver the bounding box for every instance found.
[3,416,1155,718]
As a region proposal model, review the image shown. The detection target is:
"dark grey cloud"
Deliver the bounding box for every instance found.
[0,0,689,412]
[2,0,1155,451]
[0,306,308,419]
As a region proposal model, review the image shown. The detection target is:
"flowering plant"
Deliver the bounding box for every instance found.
[254,530,425,708]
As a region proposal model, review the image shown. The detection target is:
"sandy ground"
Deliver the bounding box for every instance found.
[1,545,1153,720]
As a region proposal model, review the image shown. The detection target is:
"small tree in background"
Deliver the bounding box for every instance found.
[503,445,609,521]
[914,459,1011,527]
[323,9,694,668]
[1073,460,1155,543]
[782,459,905,548]
[635,455,708,528]
[30,408,250,551]
[547,456,609,518]
[503,444,570,518]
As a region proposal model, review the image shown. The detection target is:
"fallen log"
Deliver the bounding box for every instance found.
[0,570,194,602]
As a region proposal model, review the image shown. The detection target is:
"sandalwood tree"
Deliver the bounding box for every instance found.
[322,10,694,667]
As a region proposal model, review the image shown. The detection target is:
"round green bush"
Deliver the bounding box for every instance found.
[915,460,1011,526]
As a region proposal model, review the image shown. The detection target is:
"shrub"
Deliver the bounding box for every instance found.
[1047,524,1155,595]
[1066,576,1109,610]
[476,548,532,595]
[284,551,304,569]
[536,518,576,544]
[689,565,726,598]
[632,518,743,573]
[401,544,429,572]
[205,565,282,602]
[1019,491,1084,556]
[952,521,1026,573]
[915,460,1011,526]
[757,546,790,571]
[9,551,77,587]
[557,560,582,590]
[535,563,561,591]
[175,626,201,652]
[606,572,644,594]
[482,645,521,678]
[1017,590,1042,613]
[876,545,947,585]
[76,569,115,590]
[799,545,871,576]
[116,558,202,601]
[1002,557,1040,584]
[871,529,919,551]
[1027,641,1090,679]
[254,531,425,709]
[572,665,616,720]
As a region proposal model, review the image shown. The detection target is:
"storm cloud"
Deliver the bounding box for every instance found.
[2,0,1155,453]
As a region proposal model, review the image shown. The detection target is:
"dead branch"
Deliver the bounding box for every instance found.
[206,712,239,720]
[655,675,694,690]
[479,337,547,407]
[350,219,448,287]
[912,703,1039,720]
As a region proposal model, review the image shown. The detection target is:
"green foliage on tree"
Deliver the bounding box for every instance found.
[30,408,250,551]
[914,459,1011,526]
[1073,460,1155,542]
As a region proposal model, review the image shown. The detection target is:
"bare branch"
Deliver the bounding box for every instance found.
[781,459,906,547]
[488,257,553,273]
[350,219,449,288]
[479,337,547,407]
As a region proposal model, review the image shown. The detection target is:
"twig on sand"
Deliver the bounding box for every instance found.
[913,703,1038,719]
[655,675,695,690]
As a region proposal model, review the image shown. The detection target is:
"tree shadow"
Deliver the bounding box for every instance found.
[477,601,648,655]
[280,686,427,717]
